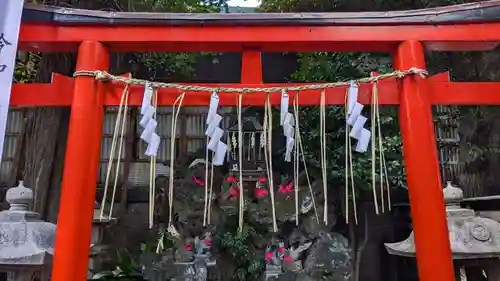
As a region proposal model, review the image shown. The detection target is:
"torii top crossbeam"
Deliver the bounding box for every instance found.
[19,1,500,53]
[11,2,500,281]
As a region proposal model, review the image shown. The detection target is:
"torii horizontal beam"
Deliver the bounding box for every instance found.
[10,72,500,106]
[18,23,500,53]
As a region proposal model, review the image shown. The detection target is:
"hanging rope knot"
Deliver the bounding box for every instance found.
[393,70,406,79]
[95,71,112,81]
[73,70,97,78]
[408,67,429,78]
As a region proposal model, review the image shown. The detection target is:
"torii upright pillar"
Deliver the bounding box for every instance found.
[51,41,109,281]
[394,40,455,281]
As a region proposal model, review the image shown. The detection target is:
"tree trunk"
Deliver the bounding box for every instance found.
[449,50,500,197]
[22,53,73,222]
[21,0,130,222]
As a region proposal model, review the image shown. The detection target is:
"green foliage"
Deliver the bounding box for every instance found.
[136,52,198,81]
[90,251,145,281]
[14,52,40,83]
[290,52,405,192]
[127,0,224,81]
[260,0,474,12]
[129,0,222,12]
[215,216,266,281]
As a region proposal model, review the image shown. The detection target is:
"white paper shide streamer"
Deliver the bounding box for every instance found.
[140,82,160,156]
[281,90,295,162]
[205,92,228,166]
[346,81,371,153]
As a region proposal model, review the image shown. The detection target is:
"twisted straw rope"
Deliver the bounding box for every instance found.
[74,67,427,93]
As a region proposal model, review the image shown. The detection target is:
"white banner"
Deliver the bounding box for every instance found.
[0,0,24,166]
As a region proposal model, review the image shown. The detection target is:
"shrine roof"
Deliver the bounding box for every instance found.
[22,0,500,26]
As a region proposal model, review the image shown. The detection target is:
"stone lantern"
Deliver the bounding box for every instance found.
[385,182,500,280]
[0,181,56,281]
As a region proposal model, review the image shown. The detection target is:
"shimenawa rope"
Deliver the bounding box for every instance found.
[74,68,427,93]
[90,67,425,230]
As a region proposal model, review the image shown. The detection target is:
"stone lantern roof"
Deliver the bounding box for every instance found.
[0,181,56,266]
[385,182,500,260]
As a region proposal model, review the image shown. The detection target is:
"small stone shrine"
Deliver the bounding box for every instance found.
[0,181,56,281]
[141,229,216,281]
[385,181,500,280]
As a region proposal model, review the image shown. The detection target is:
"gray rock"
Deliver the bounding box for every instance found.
[304,232,352,281]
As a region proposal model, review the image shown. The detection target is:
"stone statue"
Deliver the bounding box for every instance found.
[282,241,312,272]
[195,231,213,256]
[265,239,284,281]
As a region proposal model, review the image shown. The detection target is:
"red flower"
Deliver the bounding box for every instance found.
[229,186,240,197]
[226,176,237,183]
[184,245,193,251]
[203,239,213,248]
[192,176,205,186]
[279,183,293,193]
[279,247,285,253]
[283,256,294,263]
[255,188,269,198]
[258,176,267,184]
[265,252,273,262]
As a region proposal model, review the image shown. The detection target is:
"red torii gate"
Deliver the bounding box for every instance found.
[13,1,500,281]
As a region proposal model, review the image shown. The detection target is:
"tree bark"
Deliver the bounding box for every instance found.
[21,53,74,222]
[20,0,131,222]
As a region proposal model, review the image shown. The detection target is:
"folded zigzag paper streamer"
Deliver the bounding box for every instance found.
[281,91,295,162]
[140,82,160,157]
[346,81,371,153]
[205,92,227,166]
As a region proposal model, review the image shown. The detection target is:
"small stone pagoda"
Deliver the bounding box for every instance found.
[0,181,56,281]
[385,182,500,280]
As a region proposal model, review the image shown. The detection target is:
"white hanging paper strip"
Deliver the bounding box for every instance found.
[140,106,156,128]
[346,103,363,126]
[283,123,294,139]
[349,115,367,140]
[145,133,161,157]
[208,127,224,151]
[207,92,220,125]
[139,84,160,157]
[284,112,295,126]
[205,114,222,137]
[213,141,228,166]
[355,129,371,153]
[285,137,295,162]
[140,119,158,143]
[280,92,295,162]
[204,95,227,165]
[344,83,371,153]
[141,83,153,115]
[280,92,289,125]
[347,81,358,115]
[0,0,24,166]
